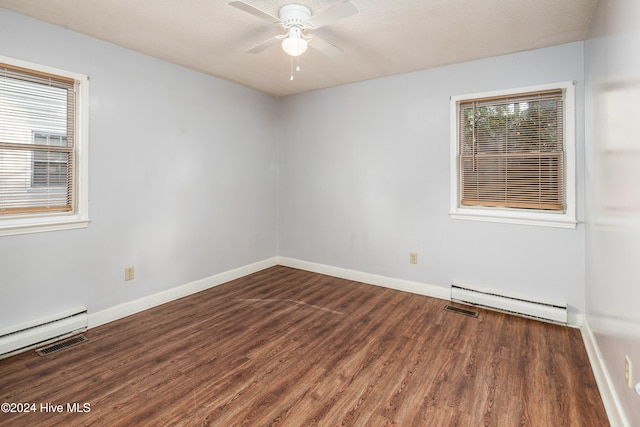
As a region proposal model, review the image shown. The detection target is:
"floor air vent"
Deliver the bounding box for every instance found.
[36,335,87,356]
[444,305,479,317]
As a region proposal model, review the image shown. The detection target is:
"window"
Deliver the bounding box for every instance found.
[450,82,576,228]
[0,56,89,236]
[32,133,69,189]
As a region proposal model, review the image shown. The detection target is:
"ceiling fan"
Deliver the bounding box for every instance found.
[229,1,358,58]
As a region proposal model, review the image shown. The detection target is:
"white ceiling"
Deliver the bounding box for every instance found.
[0,0,597,96]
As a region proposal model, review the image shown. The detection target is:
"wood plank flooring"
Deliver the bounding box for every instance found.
[0,266,608,426]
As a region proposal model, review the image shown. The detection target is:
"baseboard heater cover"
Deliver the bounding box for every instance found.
[0,306,88,359]
[451,284,567,325]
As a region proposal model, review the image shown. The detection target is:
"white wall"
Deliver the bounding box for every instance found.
[279,42,586,317]
[0,9,279,328]
[585,0,640,424]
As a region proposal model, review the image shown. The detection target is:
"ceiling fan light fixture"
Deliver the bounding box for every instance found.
[230,0,358,59]
[281,26,308,57]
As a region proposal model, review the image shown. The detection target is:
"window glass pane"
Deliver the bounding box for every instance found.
[458,90,564,212]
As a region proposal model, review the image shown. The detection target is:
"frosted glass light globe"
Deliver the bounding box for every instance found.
[281,28,308,57]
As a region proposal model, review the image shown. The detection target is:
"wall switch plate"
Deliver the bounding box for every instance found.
[410,253,418,264]
[124,266,135,281]
[625,355,632,388]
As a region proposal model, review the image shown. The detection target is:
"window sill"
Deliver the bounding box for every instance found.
[449,208,577,229]
[0,215,90,237]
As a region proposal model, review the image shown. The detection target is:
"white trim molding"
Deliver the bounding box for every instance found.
[89,256,585,332]
[88,257,278,328]
[276,257,450,301]
[277,257,583,327]
[89,256,450,331]
[581,319,630,427]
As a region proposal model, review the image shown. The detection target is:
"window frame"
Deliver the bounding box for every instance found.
[0,55,89,236]
[449,81,576,229]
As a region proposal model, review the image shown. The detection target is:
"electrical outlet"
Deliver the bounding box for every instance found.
[124,266,135,281]
[410,253,418,264]
[625,355,633,388]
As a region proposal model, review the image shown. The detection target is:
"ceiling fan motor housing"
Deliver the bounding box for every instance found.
[279,4,311,29]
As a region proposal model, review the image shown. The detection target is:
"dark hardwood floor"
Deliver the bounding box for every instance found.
[0,266,608,426]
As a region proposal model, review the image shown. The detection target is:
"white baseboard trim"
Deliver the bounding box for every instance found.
[276,256,450,301]
[277,257,586,328]
[88,257,278,329]
[88,255,586,345]
[581,318,629,427]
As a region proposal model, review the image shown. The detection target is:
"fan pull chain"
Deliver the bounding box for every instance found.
[290,56,302,81]
[290,57,294,80]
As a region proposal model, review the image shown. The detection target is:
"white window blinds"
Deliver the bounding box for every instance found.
[0,63,76,215]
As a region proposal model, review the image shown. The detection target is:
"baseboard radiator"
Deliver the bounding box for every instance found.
[451,284,567,325]
[0,307,88,359]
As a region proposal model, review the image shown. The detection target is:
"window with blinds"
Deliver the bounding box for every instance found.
[450,82,576,228]
[0,63,76,216]
[458,89,565,211]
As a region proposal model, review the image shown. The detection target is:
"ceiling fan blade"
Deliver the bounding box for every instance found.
[305,0,358,29]
[308,35,344,57]
[229,1,280,24]
[246,35,283,54]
